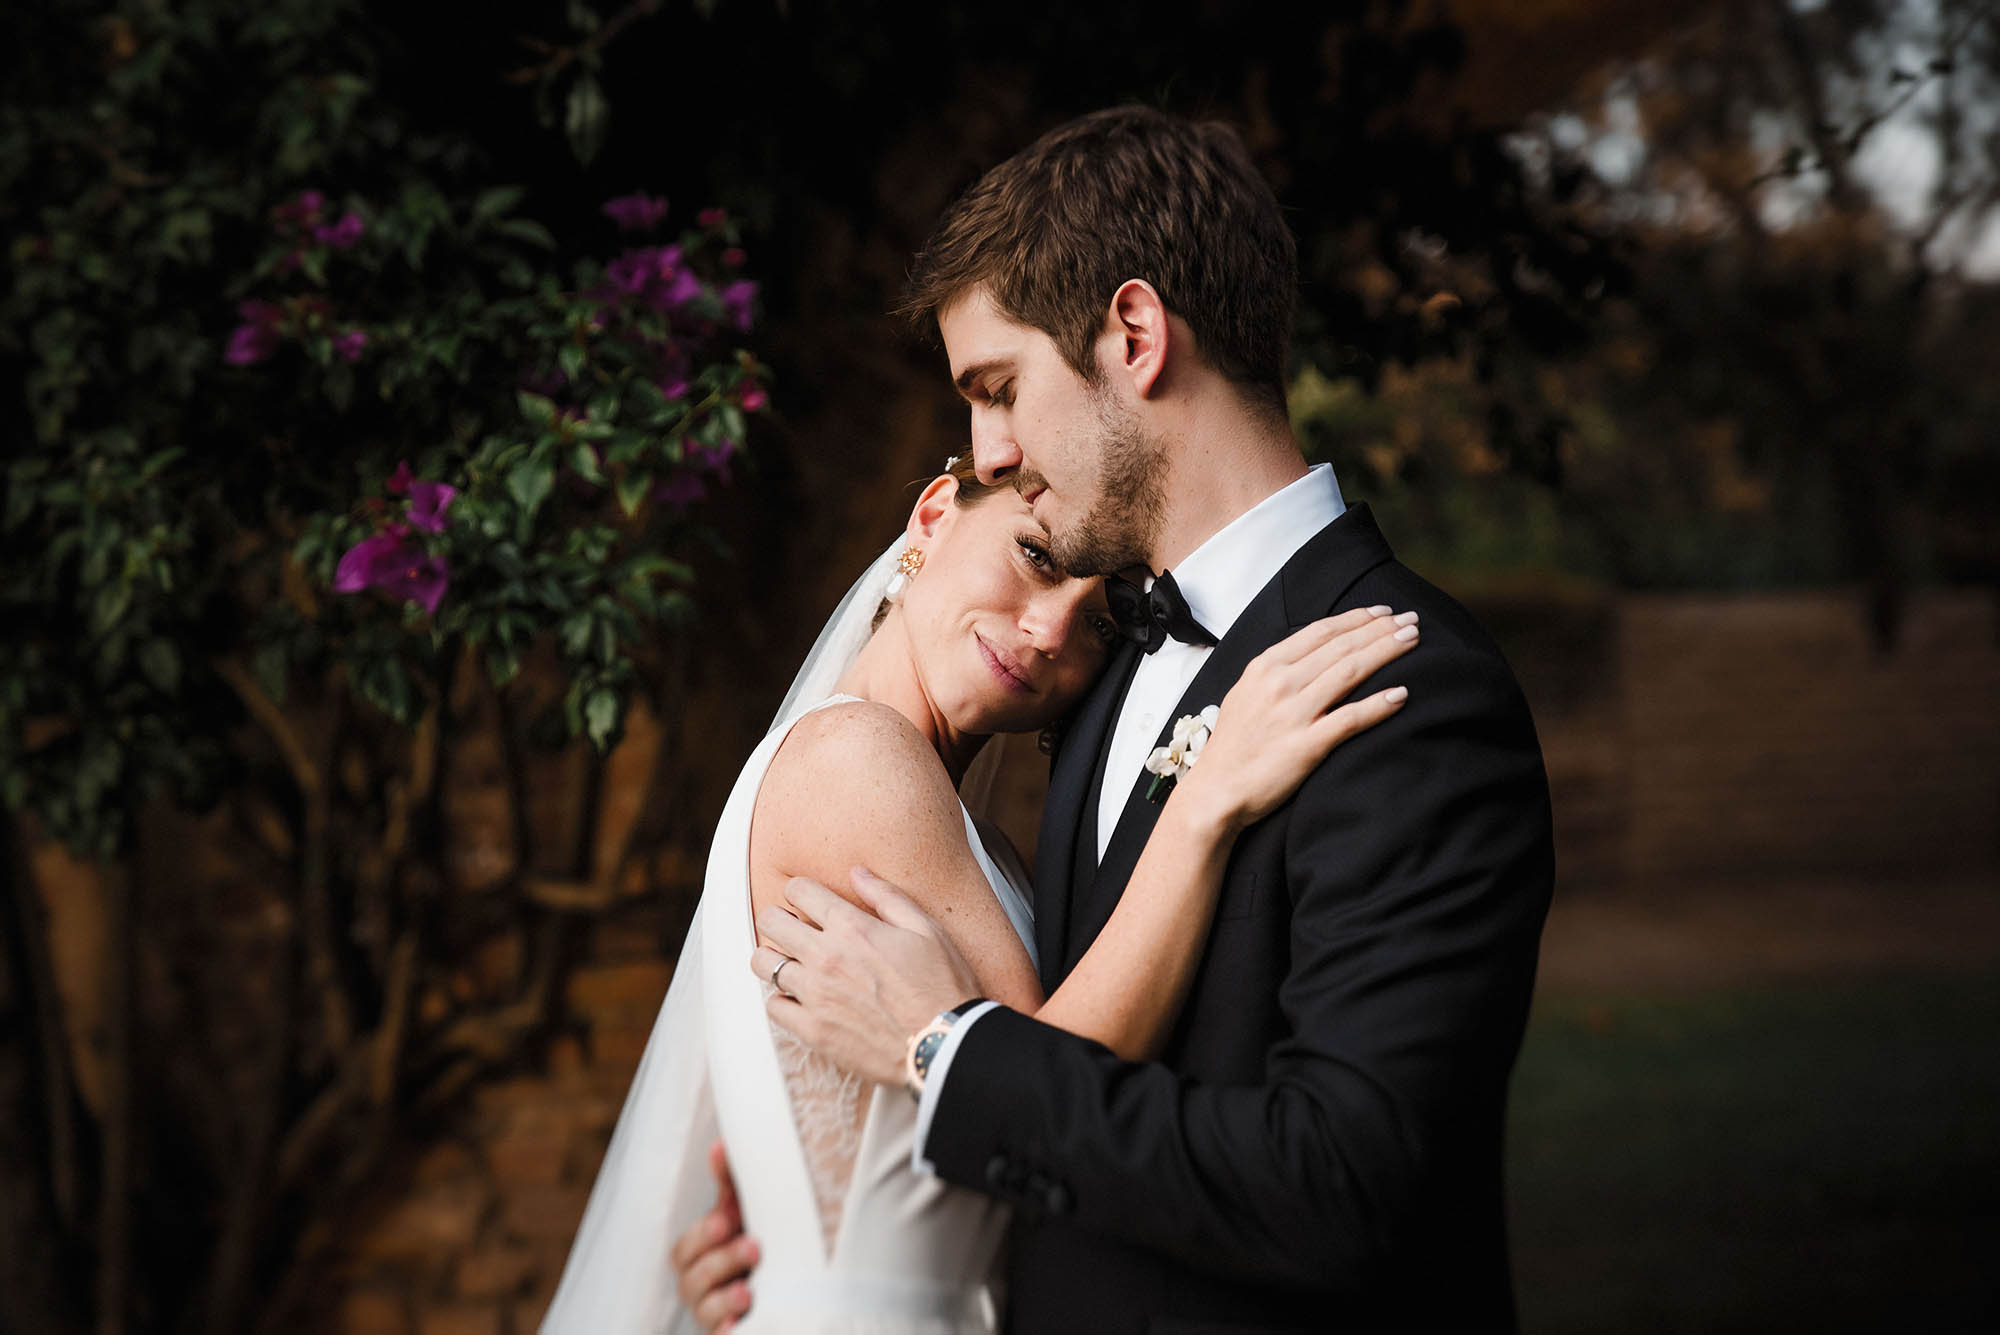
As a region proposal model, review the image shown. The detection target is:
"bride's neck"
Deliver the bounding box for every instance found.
[835,617,988,786]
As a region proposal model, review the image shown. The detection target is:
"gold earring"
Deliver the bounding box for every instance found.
[886,546,923,601]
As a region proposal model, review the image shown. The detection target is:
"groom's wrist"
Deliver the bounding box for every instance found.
[903,998,987,1101]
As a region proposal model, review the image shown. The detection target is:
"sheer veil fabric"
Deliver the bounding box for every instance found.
[541,541,1022,1333]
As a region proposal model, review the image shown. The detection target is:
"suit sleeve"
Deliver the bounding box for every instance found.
[918,630,1554,1289]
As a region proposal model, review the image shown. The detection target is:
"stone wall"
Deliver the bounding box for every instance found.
[316,909,681,1335]
[1517,588,2000,889]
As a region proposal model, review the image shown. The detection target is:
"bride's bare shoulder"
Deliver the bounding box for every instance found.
[755,700,964,864]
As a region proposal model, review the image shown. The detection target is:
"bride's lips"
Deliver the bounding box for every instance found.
[974,632,1033,694]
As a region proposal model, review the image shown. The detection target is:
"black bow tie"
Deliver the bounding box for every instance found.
[1105,569,1218,655]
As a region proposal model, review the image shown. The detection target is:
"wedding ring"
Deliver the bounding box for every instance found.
[771,957,795,997]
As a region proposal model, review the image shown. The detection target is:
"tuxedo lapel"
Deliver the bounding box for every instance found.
[1061,504,1397,975]
[1033,640,1140,995]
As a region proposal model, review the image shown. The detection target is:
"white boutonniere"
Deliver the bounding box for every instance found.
[1143,705,1220,802]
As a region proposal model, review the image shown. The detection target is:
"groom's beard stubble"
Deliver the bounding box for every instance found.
[1032,386,1169,579]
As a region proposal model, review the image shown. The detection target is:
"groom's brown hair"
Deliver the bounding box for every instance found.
[899,105,1297,416]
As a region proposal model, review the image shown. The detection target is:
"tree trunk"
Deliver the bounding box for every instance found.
[0,820,84,1334]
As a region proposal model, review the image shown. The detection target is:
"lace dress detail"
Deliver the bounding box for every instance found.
[765,982,867,1252]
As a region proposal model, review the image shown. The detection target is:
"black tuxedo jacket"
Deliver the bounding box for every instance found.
[925,505,1554,1334]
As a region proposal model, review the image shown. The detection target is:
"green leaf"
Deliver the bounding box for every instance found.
[253,642,289,705]
[471,185,526,223]
[583,687,619,750]
[138,639,180,693]
[624,552,693,584]
[517,391,557,426]
[325,360,354,413]
[507,457,556,520]
[614,471,650,517]
[485,647,521,687]
[558,342,587,382]
[493,217,556,250]
[571,442,605,485]
[358,656,413,723]
[91,581,132,636]
[717,402,746,444]
[559,610,593,657]
[566,73,610,166]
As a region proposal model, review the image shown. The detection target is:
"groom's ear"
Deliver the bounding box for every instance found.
[1105,279,1171,401]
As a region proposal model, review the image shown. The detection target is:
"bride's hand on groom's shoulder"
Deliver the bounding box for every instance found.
[1175,605,1419,834]
[671,1139,760,1332]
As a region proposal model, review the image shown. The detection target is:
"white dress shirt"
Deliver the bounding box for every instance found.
[914,464,1346,1173]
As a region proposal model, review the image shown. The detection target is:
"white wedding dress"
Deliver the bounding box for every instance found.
[542,542,1035,1335]
[700,695,1033,1333]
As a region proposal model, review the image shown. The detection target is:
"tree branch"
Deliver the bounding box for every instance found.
[503,0,665,86]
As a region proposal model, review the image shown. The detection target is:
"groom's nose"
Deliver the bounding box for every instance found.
[969,418,1021,484]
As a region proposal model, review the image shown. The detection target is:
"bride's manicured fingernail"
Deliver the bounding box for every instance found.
[1394,610,1419,625]
[1394,625,1420,641]
[1368,604,1393,616]
[1384,686,1409,703]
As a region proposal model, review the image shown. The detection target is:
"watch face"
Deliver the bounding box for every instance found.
[913,1028,947,1075]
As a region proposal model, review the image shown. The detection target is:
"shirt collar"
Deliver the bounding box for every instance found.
[1160,463,1346,640]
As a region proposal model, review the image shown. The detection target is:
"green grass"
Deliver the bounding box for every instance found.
[1508,968,2000,1333]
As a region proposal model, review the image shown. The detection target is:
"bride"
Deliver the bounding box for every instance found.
[541,456,1416,1333]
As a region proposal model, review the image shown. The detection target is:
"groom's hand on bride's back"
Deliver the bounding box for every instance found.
[671,1139,758,1332]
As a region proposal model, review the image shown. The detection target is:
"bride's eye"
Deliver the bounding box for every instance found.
[1088,612,1118,647]
[989,381,1014,408]
[1016,536,1054,571]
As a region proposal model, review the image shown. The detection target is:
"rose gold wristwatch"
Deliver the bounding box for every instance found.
[903,998,987,1101]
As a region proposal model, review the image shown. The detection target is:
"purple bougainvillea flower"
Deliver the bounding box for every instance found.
[385,460,413,495]
[314,210,365,249]
[224,300,286,366]
[740,384,768,413]
[273,190,326,230]
[605,246,658,296]
[650,472,706,510]
[697,207,728,229]
[719,279,757,331]
[334,328,367,363]
[650,266,703,312]
[333,528,450,615]
[603,193,670,232]
[406,480,457,533]
[722,246,747,268]
[687,438,737,483]
[225,323,280,366]
[607,244,704,311]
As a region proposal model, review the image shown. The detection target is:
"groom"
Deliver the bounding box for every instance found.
[676,106,1553,1333]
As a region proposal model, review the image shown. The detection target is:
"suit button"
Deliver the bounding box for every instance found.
[984,1155,1011,1190]
[1041,1181,1074,1216]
